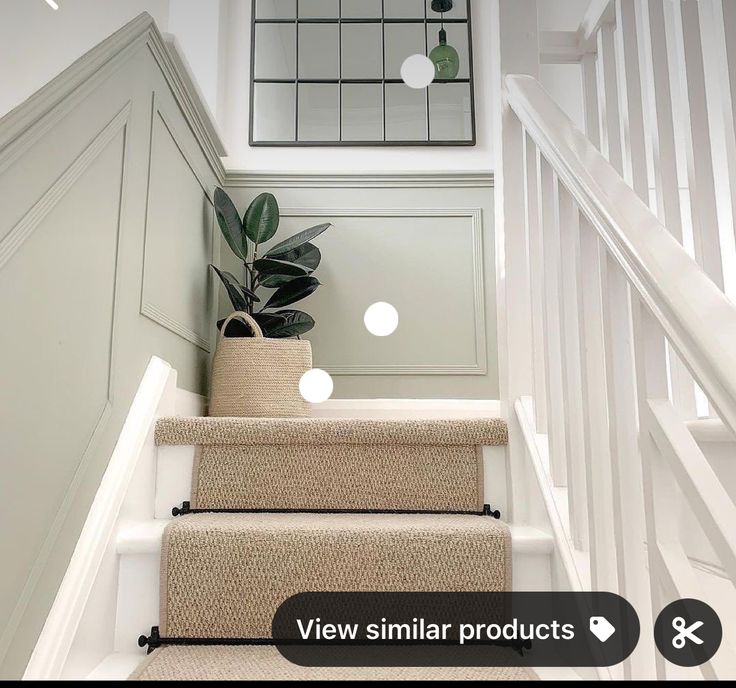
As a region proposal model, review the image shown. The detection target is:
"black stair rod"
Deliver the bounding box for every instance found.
[138,626,531,655]
[172,501,502,519]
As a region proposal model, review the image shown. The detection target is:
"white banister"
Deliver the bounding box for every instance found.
[504,3,736,677]
[646,399,736,582]
[714,0,736,254]
[639,0,698,419]
[614,0,648,201]
[578,0,615,51]
[676,0,725,289]
[595,22,624,174]
[538,160,567,487]
[492,0,538,523]
[523,134,548,434]
[631,300,670,679]
[557,185,588,550]
[599,256,652,679]
[505,74,736,437]
[581,53,601,148]
[576,218,617,594]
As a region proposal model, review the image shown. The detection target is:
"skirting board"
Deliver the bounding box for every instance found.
[23,357,176,680]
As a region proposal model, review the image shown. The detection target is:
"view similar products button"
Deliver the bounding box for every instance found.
[272,591,640,667]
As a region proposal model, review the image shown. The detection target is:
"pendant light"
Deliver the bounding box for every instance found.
[429,0,460,80]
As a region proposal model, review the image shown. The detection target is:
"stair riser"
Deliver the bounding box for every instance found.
[154,446,508,519]
[114,543,551,651]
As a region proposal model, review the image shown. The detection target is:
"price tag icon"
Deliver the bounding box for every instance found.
[590,616,616,642]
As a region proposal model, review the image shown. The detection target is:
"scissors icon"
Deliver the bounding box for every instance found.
[672,616,704,649]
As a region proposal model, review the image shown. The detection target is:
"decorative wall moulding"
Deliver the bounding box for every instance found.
[139,94,214,353]
[278,206,487,376]
[224,170,495,188]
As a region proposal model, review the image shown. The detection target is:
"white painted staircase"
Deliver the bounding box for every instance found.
[26,358,563,680]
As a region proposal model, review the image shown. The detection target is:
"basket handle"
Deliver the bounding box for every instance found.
[220,311,264,338]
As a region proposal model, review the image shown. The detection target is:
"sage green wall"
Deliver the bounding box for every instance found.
[0,20,220,677]
[223,176,497,399]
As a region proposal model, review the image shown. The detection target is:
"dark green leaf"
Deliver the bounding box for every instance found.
[265,223,331,257]
[267,310,315,338]
[259,274,299,289]
[238,284,260,303]
[253,258,309,277]
[210,265,248,311]
[214,187,246,260]
[279,242,321,272]
[264,275,320,309]
[244,192,279,245]
[252,312,287,337]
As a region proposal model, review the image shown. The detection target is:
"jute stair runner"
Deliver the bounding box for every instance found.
[134,416,534,680]
[130,646,536,680]
[155,417,507,512]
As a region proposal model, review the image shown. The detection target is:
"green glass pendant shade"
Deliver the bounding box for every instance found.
[429,28,460,80]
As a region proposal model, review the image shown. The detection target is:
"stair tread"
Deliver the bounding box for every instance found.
[129,645,537,681]
[88,651,580,681]
[117,517,553,555]
[155,416,508,447]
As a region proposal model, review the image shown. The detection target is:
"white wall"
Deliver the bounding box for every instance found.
[0,0,170,119]
[537,0,588,132]
[167,0,223,118]
[219,0,494,172]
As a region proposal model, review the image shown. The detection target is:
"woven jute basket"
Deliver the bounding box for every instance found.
[209,311,312,418]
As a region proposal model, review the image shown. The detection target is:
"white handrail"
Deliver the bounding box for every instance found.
[505,74,736,437]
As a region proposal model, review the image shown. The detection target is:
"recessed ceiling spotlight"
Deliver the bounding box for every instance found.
[44,0,59,9]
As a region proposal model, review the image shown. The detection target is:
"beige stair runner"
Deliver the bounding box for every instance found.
[155,417,507,512]
[130,646,536,681]
[134,416,534,681]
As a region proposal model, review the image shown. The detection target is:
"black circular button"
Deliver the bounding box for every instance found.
[654,599,722,667]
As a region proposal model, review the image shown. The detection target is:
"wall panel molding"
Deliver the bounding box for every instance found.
[0,14,225,182]
[0,109,129,669]
[0,103,131,270]
[226,171,494,188]
[140,94,214,353]
[279,206,487,376]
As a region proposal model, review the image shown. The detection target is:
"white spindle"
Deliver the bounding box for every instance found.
[715,0,736,253]
[493,0,539,522]
[639,0,698,419]
[577,217,618,593]
[557,186,588,550]
[615,0,648,200]
[524,134,548,434]
[630,300,670,680]
[599,255,654,679]
[676,0,725,289]
[581,53,601,149]
[538,160,567,487]
[596,22,624,174]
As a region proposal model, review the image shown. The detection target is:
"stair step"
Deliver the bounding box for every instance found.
[88,650,581,681]
[117,518,553,557]
[161,512,513,638]
[154,417,508,513]
[155,416,509,447]
[113,516,553,653]
[129,645,537,681]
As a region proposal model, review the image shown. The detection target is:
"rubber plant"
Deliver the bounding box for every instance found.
[211,187,330,338]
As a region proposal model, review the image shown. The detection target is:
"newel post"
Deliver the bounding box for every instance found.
[492,0,538,522]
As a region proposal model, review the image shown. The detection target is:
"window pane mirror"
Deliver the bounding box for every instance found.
[250,0,475,145]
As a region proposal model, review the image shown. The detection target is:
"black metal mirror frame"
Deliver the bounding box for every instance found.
[248,0,476,146]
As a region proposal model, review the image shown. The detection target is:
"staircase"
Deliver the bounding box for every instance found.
[81,388,558,680]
